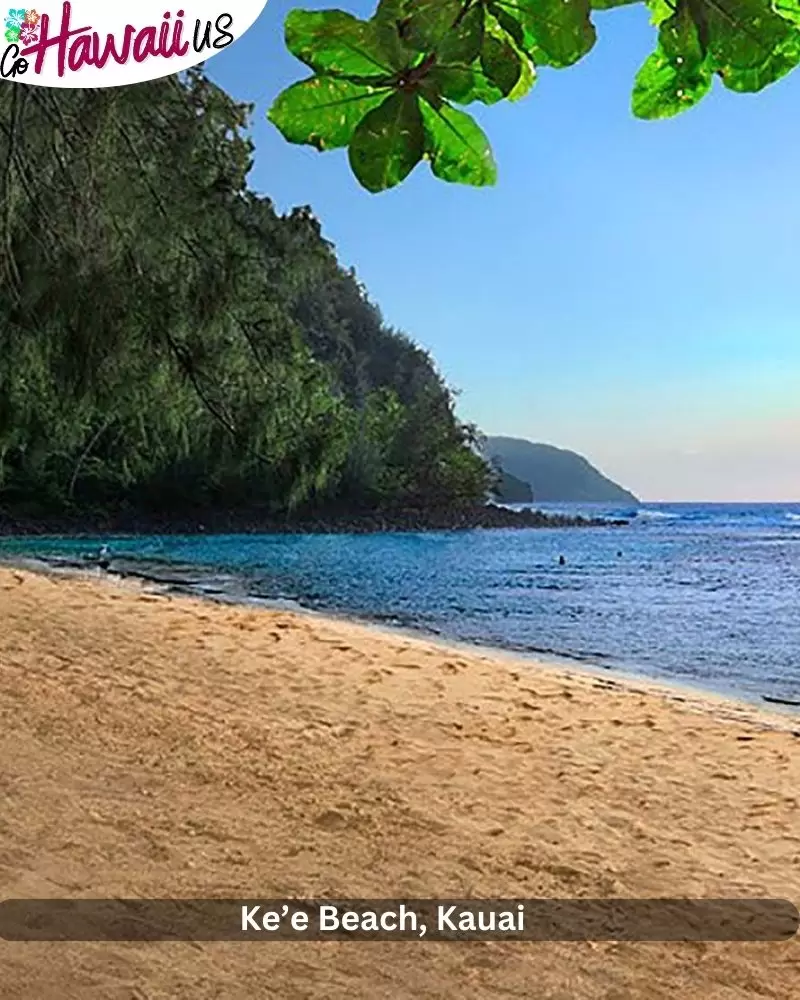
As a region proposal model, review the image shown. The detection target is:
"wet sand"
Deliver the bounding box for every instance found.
[0,565,798,998]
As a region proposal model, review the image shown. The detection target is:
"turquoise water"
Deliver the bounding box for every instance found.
[3,502,800,706]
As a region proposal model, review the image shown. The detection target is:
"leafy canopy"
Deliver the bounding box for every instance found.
[268,0,800,191]
[0,73,492,517]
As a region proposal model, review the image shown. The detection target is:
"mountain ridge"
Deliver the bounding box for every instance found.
[486,436,638,504]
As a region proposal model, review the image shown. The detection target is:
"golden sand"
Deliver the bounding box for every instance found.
[0,565,798,998]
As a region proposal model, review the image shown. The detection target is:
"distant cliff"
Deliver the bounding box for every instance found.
[486,437,638,504]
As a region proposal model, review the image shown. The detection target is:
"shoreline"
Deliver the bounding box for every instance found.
[0,502,630,538]
[6,554,800,732]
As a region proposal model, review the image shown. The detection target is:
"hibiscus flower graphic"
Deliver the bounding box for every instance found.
[4,26,19,42]
[24,9,39,26]
[5,8,25,29]
[18,20,36,43]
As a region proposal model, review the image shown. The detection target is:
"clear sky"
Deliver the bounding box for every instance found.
[208,1,800,502]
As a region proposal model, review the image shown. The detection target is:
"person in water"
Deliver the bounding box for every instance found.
[558,555,566,566]
[97,545,111,571]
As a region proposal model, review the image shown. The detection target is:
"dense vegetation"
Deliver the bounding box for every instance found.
[269,0,800,191]
[0,71,493,523]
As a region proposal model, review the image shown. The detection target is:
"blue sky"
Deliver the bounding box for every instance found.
[208,1,800,501]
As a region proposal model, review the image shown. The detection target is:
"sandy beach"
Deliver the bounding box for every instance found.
[0,564,798,998]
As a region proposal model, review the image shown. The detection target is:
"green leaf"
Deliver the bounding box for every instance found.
[268,77,389,150]
[398,0,465,51]
[632,6,713,119]
[437,3,486,64]
[646,0,676,25]
[481,32,523,96]
[427,63,505,105]
[503,0,597,67]
[632,48,713,118]
[717,32,800,92]
[489,3,526,48]
[348,91,425,191]
[426,8,532,109]
[509,52,537,100]
[660,2,706,62]
[701,0,800,92]
[425,65,477,103]
[284,9,396,78]
[484,8,535,100]
[774,0,800,26]
[372,0,416,69]
[421,100,498,185]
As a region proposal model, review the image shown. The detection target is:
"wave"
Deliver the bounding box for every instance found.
[634,510,679,521]
[630,507,800,528]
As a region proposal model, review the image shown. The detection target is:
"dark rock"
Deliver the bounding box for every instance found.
[0,502,628,538]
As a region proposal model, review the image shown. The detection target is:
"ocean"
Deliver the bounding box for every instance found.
[2,502,799,708]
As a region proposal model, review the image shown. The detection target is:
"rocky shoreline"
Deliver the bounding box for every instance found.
[0,502,628,537]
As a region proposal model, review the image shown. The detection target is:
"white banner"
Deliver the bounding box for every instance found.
[1,1,269,87]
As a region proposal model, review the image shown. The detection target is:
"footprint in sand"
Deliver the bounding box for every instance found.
[320,641,354,652]
[314,808,351,832]
[464,949,503,970]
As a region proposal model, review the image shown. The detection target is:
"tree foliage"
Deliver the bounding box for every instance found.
[0,72,491,519]
[269,0,800,191]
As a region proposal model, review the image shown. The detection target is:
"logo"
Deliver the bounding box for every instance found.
[1,1,268,86]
